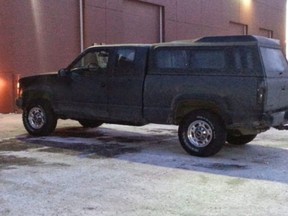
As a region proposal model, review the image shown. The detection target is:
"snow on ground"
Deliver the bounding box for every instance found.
[1,113,288,216]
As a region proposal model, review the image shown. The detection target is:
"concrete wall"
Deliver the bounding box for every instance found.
[0,0,286,113]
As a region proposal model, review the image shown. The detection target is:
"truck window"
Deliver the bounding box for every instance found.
[155,49,188,69]
[232,47,260,74]
[153,48,227,73]
[70,50,109,72]
[116,48,136,74]
[260,47,288,77]
[190,50,225,71]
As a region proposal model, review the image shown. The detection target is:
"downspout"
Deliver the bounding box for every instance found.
[79,0,84,52]
[159,6,163,42]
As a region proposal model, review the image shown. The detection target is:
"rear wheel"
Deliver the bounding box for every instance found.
[78,120,102,128]
[23,100,57,136]
[178,111,226,157]
[226,134,257,145]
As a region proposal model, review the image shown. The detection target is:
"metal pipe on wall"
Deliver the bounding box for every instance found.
[160,6,163,42]
[79,0,84,52]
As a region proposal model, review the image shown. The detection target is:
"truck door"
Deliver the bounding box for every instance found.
[108,47,148,123]
[67,48,111,119]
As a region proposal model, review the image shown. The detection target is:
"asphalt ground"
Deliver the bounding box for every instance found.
[1,114,288,216]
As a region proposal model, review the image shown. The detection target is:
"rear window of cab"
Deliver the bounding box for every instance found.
[260,47,288,77]
[149,46,261,75]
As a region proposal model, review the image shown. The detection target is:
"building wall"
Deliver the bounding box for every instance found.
[0,0,80,113]
[0,0,286,113]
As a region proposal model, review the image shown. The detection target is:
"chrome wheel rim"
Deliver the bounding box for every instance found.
[187,120,213,147]
[28,106,46,129]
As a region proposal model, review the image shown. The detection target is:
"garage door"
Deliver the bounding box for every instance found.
[122,0,161,43]
[83,0,162,46]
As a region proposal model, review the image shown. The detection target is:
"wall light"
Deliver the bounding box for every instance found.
[242,0,252,10]
[0,78,5,90]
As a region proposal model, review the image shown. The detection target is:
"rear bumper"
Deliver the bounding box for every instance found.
[262,111,288,127]
[227,110,288,135]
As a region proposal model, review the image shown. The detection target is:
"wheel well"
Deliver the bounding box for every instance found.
[23,92,52,109]
[23,98,55,117]
[173,101,227,125]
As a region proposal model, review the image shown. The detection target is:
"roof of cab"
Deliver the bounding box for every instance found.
[87,43,151,49]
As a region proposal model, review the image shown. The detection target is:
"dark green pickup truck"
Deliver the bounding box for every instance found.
[16,35,288,157]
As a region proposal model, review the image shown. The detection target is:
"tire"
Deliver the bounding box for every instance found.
[226,134,257,145]
[178,111,226,157]
[23,100,57,136]
[78,120,102,128]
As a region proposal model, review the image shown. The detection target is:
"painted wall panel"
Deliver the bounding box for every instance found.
[0,0,286,113]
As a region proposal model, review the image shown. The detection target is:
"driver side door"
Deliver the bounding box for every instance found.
[67,47,112,119]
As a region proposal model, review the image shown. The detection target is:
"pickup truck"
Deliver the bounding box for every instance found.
[16,35,288,157]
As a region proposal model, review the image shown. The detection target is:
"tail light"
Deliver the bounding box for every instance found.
[257,85,266,105]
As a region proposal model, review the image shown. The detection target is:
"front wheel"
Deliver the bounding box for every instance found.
[178,111,226,157]
[23,100,57,136]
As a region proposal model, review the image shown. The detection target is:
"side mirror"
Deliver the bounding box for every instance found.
[58,68,69,77]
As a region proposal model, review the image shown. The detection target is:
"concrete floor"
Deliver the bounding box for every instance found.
[1,114,288,216]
